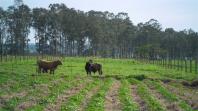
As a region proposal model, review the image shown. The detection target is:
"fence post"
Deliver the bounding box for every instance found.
[177,58,179,70]
[185,58,187,72]
[195,58,197,74]
[162,58,164,66]
[180,57,183,71]
[0,54,2,62]
[170,58,172,69]
[166,58,168,68]
[173,57,176,69]
[160,59,162,65]
[190,58,192,73]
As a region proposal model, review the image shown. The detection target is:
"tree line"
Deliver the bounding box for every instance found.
[0,3,198,60]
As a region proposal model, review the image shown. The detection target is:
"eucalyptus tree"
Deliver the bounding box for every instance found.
[65,8,79,56]
[186,29,198,58]
[113,12,135,58]
[5,6,18,57]
[86,10,104,56]
[120,18,136,58]
[32,8,48,56]
[53,4,69,56]
[17,5,31,56]
[48,4,61,56]
[57,5,71,56]
[0,7,6,61]
[144,19,162,59]
[1,3,198,60]
[163,28,178,59]
[5,5,31,58]
[134,19,162,59]
[74,10,87,56]
[98,11,116,57]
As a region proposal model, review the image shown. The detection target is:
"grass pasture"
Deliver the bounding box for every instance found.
[0,57,198,111]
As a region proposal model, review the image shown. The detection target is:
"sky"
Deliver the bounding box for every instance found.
[1,0,198,32]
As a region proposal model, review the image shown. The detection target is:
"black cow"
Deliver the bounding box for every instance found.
[85,61,103,76]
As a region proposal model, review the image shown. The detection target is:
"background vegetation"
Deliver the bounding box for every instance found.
[0,3,198,59]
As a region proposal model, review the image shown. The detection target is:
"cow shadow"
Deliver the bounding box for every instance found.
[89,74,147,81]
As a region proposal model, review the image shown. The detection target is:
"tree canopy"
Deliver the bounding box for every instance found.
[0,3,198,59]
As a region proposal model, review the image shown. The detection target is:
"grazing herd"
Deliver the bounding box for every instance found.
[37,59,103,76]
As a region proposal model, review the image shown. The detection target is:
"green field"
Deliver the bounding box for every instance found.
[0,57,197,111]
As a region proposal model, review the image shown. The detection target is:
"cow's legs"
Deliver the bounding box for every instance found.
[99,70,103,75]
[87,71,90,76]
[50,69,55,74]
[46,69,48,73]
[86,70,91,76]
[42,68,46,73]
[88,71,91,76]
[43,68,48,73]
[38,67,41,73]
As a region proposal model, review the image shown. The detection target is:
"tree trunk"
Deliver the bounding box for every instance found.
[190,58,192,73]
[195,58,197,74]
[0,34,2,62]
[185,59,187,72]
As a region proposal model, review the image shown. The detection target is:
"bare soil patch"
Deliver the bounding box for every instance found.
[163,83,198,110]
[146,82,182,111]
[104,80,121,111]
[78,86,100,111]
[44,79,92,111]
[13,78,68,111]
[131,85,147,111]
[15,99,37,111]
[1,91,27,102]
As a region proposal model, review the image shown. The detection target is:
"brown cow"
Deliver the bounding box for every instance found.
[37,59,62,74]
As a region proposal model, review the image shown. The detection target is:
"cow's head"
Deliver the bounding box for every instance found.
[55,60,62,65]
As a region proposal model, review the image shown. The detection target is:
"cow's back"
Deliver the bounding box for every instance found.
[38,60,53,69]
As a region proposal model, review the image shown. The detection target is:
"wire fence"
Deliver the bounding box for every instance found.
[141,58,198,74]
